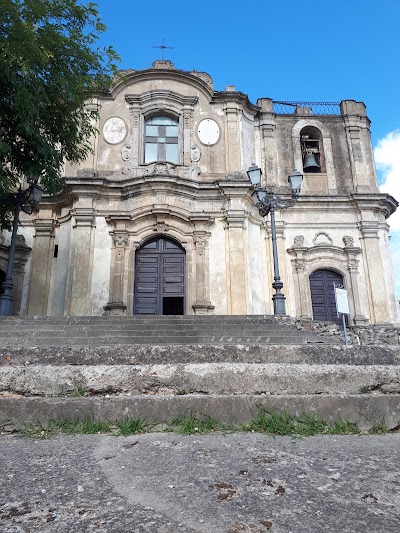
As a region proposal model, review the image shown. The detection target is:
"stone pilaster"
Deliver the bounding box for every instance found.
[290,252,312,319]
[127,99,140,168]
[344,238,368,325]
[258,99,278,187]
[224,102,241,171]
[27,219,56,316]
[0,234,31,316]
[183,108,193,167]
[67,208,95,316]
[341,100,378,193]
[224,211,247,314]
[103,231,129,315]
[359,222,391,324]
[192,233,214,315]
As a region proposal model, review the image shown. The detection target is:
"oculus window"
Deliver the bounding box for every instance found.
[144,116,179,164]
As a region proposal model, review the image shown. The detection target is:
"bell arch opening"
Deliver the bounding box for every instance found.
[133,236,186,315]
[300,126,325,173]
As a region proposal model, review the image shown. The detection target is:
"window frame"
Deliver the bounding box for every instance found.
[143,114,181,165]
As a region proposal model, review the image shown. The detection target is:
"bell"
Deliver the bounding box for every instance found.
[303,152,320,172]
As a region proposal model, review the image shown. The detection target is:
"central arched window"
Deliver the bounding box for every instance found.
[144,116,179,164]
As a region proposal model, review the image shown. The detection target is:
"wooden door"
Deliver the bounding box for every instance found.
[309,269,344,324]
[134,237,185,315]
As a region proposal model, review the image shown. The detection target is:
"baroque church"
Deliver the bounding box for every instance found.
[1,60,399,325]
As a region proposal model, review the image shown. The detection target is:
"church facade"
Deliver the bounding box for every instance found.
[1,60,399,325]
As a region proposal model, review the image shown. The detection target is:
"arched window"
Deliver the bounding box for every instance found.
[309,269,343,324]
[144,116,179,164]
[300,126,324,173]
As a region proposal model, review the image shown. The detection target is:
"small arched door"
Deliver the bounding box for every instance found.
[134,237,185,315]
[309,269,344,324]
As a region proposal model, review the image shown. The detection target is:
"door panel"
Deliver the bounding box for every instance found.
[134,237,185,315]
[310,269,343,324]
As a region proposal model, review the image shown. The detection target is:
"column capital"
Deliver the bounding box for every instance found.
[111,231,129,249]
[72,208,96,228]
[33,218,57,236]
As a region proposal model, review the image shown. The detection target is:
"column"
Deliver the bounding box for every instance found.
[67,208,95,316]
[359,223,391,324]
[341,100,377,193]
[343,238,368,325]
[224,101,241,172]
[192,233,214,315]
[183,108,193,167]
[225,211,247,314]
[258,99,278,187]
[27,219,56,316]
[103,231,129,315]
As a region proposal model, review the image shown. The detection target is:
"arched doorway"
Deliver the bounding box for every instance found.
[309,269,344,324]
[134,237,186,315]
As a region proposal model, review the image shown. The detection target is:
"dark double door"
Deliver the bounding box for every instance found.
[309,269,344,324]
[134,237,185,315]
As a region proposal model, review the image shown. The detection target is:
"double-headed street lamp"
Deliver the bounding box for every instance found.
[247,164,303,316]
[0,179,43,316]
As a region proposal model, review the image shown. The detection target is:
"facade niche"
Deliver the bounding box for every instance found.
[301,126,324,173]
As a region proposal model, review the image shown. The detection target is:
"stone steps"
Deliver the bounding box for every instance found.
[0,315,330,346]
[0,316,399,431]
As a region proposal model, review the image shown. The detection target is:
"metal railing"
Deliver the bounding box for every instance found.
[273,101,341,115]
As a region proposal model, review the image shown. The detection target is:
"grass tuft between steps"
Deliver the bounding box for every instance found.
[17,407,394,439]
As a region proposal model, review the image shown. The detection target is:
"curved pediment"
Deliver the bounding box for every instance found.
[105,61,215,100]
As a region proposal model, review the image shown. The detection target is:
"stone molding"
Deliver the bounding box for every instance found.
[288,235,368,324]
[0,235,31,315]
[125,90,198,117]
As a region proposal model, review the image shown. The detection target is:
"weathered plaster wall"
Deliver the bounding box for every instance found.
[90,217,112,315]
[247,221,268,314]
[47,221,71,316]
[208,221,228,314]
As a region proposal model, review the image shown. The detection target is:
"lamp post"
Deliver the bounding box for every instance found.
[0,180,43,316]
[247,164,303,316]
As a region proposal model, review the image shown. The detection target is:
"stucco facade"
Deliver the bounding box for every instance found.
[1,60,399,324]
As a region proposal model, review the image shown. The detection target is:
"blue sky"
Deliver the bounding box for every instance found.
[94,0,400,295]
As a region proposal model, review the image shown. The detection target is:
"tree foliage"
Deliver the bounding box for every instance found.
[0,0,119,227]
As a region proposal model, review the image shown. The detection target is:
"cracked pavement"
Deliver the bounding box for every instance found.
[0,433,399,532]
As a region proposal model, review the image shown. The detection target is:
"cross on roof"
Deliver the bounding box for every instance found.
[152,39,174,60]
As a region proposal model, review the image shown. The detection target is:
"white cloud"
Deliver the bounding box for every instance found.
[375,130,400,230]
[375,130,400,298]
[389,235,400,298]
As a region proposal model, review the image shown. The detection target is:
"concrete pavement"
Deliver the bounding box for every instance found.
[1,432,399,532]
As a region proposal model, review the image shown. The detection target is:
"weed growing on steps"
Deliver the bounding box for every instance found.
[18,408,394,439]
[20,418,111,438]
[57,382,87,397]
[115,417,151,436]
[244,408,360,436]
[369,420,388,434]
[166,413,225,435]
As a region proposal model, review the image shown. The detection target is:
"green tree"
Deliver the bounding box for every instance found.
[0,0,119,228]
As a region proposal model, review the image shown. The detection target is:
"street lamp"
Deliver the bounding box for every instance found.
[247,164,303,315]
[0,179,43,316]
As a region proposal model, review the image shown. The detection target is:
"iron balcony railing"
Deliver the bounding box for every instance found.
[273,101,341,115]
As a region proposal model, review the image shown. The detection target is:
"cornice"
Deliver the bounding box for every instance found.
[349,193,398,219]
[212,90,260,116]
[125,90,198,109]
[103,62,215,100]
